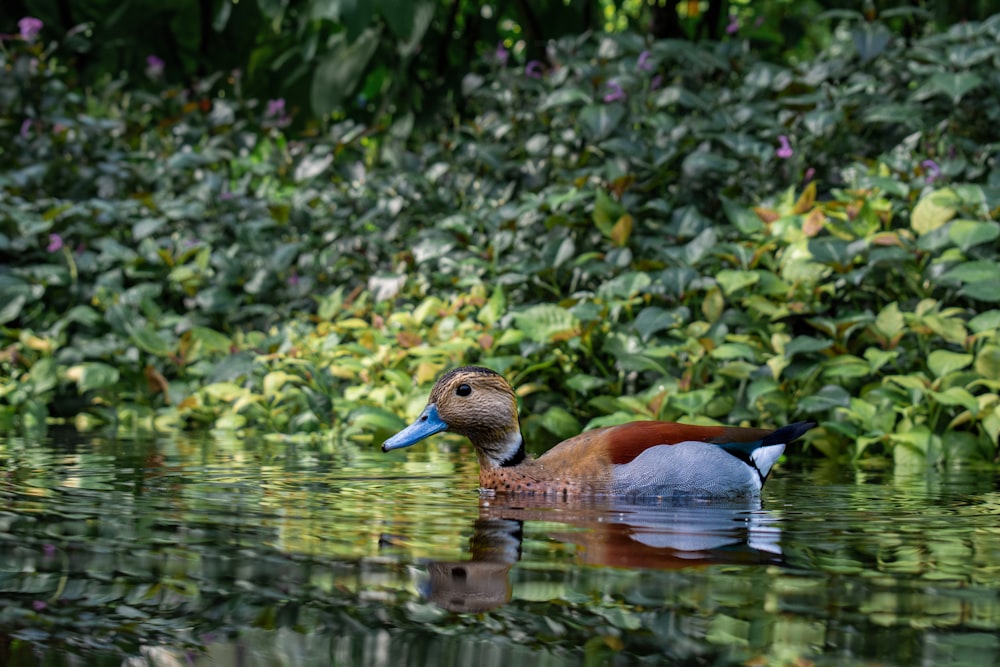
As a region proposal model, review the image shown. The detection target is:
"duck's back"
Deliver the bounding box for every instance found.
[524,421,794,498]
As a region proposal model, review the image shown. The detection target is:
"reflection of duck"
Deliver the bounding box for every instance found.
[423,518,521,613]
[420,497,783,612]
[383,367,813,498]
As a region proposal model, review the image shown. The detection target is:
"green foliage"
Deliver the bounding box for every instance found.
[3,0,997,134]
[3,14,1000,469]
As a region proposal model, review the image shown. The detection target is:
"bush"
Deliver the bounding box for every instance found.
[2,14,1000,469]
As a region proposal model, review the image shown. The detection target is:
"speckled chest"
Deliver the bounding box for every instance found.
[477,463,610,497]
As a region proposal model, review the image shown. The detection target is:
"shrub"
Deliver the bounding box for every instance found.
[2,15,1000,468]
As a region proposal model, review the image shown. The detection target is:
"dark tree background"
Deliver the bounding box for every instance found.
[1,0,996,133]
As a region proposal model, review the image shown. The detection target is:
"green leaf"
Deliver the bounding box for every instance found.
[886,374,929,393]
[785,336,833,358]
[720,195,764,234]
[477,286,506,327]
[927,350,973,378]
[798,385,850,413]
[939,260,1000,284]
[513,305,580,343]
[579,104,625,142]
[975,345,1000,381]
[862,104,923,128]
[263,370,298,399]
[851,24,891,63]
[565,375,607,394]
[633,307,684,341]
[0,294,26,325]
[891,428,930,466]
[821,356,869,379]
[376,0,434,57]
[923,314,968,345]
[960,281,1000,303]
[913,72,984,104]
[968,310,1000,333]
[874,302,904,338]
[349,406,406,432]
[864,347,898,372]
[72,363,120,393]
[598,272,651,300]
[710,343,759,361]
[808,237,854,265]
[651,86,707,110]
[539,88,592,111]
[592,190,624,237]
[948,220,1000,252]
[311,28,380,117]
[28,358,58,395]
[131,329,173,357]
[191,327,232,353]
[668,389,714,414]
[715,270,759,295]
[929,386,978,410]
[268,242,303,272]
[538,406,582,439]
[747,377,780,404]
[911,188,958,236]
[132,217,166,240]
[202,382,250,401]
[681,151,739,180]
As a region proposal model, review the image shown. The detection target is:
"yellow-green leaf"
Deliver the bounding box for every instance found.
[975,345,1000,381]
[927,350,973,378]
[874,302,904,339]
[911,188,957,235]
[610,214,633,247]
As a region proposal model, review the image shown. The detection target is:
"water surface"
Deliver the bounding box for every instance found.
[1,431,998,666]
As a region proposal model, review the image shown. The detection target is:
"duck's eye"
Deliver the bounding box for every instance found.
[456,384,472,397]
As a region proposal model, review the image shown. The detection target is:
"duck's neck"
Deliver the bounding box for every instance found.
[474,428,527,470]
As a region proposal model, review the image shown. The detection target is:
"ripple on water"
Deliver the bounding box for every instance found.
[1,433,999,667]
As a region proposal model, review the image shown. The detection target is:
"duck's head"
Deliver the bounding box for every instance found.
[382,366,525,468]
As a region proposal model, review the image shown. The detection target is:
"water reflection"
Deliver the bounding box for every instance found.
[1,434,999,667]
[420,497,783,612]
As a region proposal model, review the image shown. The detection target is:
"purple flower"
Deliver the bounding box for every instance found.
[145,55,165,79]
[495,42,509,66]
[263,98,290,128]
[804,167,816,182]
[651,74,663,90]
[19,17,43,41]
[637,50,653,72]
[525,60,543,79]
[266,98,286,118]
[775,135,793,159]
[922,159,941,184]
[32,600,47,612]
[42,544,56,556]
[287,271,300,286]
[47,233,63,253]
[604,80,626,103]
[20,118,32,138]
[726,15,740,35]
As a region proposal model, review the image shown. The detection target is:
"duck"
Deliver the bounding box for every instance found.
[382,366,814,498]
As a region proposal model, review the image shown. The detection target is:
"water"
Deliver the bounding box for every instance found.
[1,431,998,666]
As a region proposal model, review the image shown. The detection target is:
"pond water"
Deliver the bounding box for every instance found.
[1,431,998,667]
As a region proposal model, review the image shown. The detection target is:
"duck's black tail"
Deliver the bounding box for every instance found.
[762,421,816,447]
